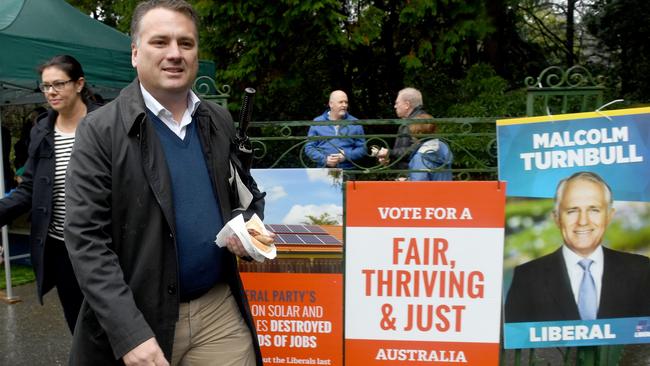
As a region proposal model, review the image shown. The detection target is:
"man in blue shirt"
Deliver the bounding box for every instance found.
[305,90,366,169]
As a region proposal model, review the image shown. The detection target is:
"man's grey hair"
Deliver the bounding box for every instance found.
[397,87,423,107]
[554,171,613,213]
[130,0,199,46]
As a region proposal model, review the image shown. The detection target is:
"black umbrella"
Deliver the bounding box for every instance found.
[234,87,256,172]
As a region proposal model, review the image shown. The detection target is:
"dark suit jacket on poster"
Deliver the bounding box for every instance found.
[505,246,650,323]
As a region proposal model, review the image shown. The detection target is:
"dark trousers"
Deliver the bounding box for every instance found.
[44,237,84,333]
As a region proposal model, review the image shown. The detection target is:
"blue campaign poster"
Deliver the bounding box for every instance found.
[498,107,650,349]
[497,107,650,201]
[504,317,650,349]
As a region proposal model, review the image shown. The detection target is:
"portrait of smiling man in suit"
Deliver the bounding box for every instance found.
[505,171,650,323]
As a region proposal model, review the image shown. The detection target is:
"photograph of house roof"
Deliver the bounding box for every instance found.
[251,168,343,225]
[250,168,344,254]
[266,224,342,253]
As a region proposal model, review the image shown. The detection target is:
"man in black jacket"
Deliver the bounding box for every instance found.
[505,171,650,323]
[64,1,265,365]
[376,87,430,169]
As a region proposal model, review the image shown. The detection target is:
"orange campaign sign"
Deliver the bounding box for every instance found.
[241,272,343,365]
[345,181,506,365]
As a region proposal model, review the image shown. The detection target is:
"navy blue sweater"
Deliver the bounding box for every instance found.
[150,112,224,301]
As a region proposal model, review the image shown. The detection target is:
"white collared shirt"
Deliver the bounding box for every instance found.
[140,84,201,139]
[563,245,604,306]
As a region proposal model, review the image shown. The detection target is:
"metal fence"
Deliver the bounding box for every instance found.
[245,117,498,181]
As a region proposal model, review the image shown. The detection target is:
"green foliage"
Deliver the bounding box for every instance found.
[189,0,520,120]
[194,0,347,120]
[504,198,559,262]
[505,199,650,268]
[303,213,339,225]
[347,5,384,48]
[66,0,604,121]
[446,64,526,118]
[425,64,526,180]
[505,197,554,219]
[584,0,650,104]
[66,0,137,33]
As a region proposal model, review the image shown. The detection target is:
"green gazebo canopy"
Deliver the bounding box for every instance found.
[0,0,134,104]
[0,0,216,105]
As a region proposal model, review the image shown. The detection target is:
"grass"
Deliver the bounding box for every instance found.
[0,263,35,289]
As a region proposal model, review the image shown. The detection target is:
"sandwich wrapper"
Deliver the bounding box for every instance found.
[215,213,276,262]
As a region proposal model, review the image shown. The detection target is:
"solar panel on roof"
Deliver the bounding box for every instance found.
[265,224,277,232]
[285,225,304,233]
[319,236,342,244]
[262,223,342,247]
[278,233,302,244]
[273,233,342,246]
[304,225,327,234]
[267,224,290,233]
[296,234,323,244]
[265,224,331,234]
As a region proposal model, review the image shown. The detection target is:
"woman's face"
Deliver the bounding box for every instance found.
[40,66,84,113]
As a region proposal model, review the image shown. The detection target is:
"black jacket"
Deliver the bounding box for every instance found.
[389,106,429,169]
[0,104,97,303]
[64,80,265,364]
[505,246,650,322]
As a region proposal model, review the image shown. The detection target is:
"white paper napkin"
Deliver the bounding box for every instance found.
[215,213,277,262]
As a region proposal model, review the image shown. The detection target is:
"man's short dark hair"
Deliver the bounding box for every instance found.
[130,0,199,45]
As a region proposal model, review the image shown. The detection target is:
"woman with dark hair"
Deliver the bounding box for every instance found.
[0,55,97,333]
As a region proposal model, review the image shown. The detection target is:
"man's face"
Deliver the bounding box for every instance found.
[394,95,410,118]
[328,92,349,120]
[131,7,198,99]
[554,179,614,257]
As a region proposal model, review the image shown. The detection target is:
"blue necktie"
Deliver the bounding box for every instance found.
[578,259,597,320]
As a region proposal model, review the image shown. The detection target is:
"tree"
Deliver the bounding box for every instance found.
[303,213,339,225]
[585,0,650,103]
[192,0,349,119]
[67,0,546,118]
[483,0,548,85]
[66,0,136,32]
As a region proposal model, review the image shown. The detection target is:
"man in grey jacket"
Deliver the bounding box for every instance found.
[64,1,265,365]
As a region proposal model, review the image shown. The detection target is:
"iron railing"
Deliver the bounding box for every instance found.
[245,117,498,181]
[525,65,606,117]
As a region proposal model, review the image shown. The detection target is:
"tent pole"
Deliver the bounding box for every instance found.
[0,109,20,303]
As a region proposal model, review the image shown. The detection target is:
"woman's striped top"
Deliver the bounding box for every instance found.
[47,128,75,241]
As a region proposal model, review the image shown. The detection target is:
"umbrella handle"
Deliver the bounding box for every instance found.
[237,87,256,140]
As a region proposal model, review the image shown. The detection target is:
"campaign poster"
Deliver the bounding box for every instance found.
[241,273,343,365]
[497,107,650,201]
[498,108,650,349]
[241,168,344,364]
[250,168,343,225]
[345,181,506,365]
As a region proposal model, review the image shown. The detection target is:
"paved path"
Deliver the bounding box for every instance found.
[0,282,70,365]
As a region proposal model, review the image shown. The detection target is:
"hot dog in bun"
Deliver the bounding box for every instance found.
[246,220,274,253]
